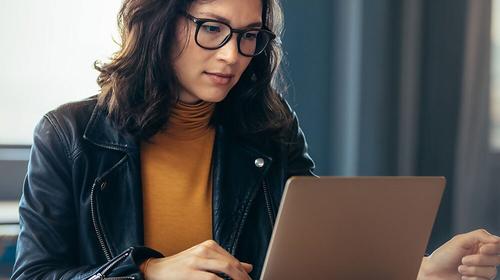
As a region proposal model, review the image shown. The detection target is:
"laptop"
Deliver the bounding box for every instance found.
[260,176,445,280]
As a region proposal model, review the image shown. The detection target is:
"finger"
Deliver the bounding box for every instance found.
[479,243,500,255]
[461,277,490,280]
[197,258,251,280]
[191,241,234,262]
[468,230,500,244]
[458,265,497,279]
[193,247,246,274]
[241,262,253,273]
[195,271,224,280]
[202,240,240,260]
[462,254,500,266]
[199,240,251,272]
[190,242,250,277]
[457,229,500,251]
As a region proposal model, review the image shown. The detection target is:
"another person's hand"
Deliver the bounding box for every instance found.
[417,229,500,280]
[141,240,252,280]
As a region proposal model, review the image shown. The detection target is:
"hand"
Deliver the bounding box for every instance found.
[141,240,253,280]
[417,229,500,280]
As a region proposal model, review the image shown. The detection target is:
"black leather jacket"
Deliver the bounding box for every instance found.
[11,96,315,280]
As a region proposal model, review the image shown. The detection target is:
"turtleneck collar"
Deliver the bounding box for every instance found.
[163,100,216,140]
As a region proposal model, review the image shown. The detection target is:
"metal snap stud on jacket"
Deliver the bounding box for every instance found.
[254,158,265,168]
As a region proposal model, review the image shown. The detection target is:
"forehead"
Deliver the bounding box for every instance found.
[190,0,263,27]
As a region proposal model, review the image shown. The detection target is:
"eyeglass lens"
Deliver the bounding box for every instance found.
[196,21,272,56]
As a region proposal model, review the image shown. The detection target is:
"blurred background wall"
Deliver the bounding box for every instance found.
[1,0,500,278]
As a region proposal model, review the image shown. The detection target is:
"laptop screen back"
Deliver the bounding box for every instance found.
[260,177,445,280]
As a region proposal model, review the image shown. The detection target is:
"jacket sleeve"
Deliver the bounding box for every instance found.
[11,115,162,280]
[285,108,317,178]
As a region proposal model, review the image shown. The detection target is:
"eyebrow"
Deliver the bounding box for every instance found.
[197,12,263,28]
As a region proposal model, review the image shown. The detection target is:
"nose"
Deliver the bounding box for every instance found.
[216,35,239,64]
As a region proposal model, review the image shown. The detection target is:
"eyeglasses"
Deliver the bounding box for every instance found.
[183,13,276,57]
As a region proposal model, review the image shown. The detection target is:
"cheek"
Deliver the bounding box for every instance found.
[172,20,202,65]
[242,58,253,69]
[172,33,204,78]
[177,47,210,82]
[236,58,253,79]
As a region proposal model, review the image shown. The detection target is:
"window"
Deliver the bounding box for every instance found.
[0,1,121,145]
[491,0,500,151]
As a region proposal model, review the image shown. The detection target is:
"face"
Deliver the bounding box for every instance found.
[172,0,263,104]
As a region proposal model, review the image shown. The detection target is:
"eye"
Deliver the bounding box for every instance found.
[201,24,221,33]
[242,31,258,40]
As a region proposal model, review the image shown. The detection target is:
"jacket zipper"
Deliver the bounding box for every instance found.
[89,274,135,280]
[91,180,112,261]
[230,178,274,254]
[262,180,275,228]
[88,247,134,280]
[89,154,129,262]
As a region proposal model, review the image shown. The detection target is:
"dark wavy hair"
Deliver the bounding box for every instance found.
[96,0,292,141]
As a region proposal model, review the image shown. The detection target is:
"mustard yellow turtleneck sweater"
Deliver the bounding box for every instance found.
[141,101,216,256]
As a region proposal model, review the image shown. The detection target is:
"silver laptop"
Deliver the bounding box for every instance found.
[260,176,445,280]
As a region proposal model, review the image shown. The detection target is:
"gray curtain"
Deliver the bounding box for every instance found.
[453,0,498,235]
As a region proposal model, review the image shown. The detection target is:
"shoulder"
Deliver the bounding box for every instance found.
[35,96,98,159]
[45,95,97,125]
[277,98,316,176]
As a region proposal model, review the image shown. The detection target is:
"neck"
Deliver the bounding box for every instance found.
[160,101,216,140]
[179,91,202,104]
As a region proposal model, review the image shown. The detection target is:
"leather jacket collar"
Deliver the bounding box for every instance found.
[83,104,138,152]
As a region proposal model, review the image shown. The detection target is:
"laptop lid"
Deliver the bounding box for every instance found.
[260,176,445,280]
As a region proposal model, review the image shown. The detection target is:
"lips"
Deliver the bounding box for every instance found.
[204,71,234,86]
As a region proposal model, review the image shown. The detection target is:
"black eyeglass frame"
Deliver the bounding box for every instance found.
[183,13,276,57]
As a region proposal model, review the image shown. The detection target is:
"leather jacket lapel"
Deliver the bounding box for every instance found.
[83,104,143,258]
[83,104,138,152]
[212,125,273,254]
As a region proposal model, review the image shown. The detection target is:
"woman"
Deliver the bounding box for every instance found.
[11,0,500,279]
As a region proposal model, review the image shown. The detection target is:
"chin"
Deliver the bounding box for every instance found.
[199,91,230,103]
